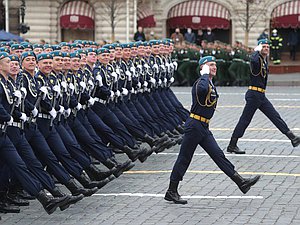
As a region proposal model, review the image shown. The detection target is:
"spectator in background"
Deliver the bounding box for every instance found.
[196,29,203,45]
[148,30,157,40]
[257,28,269,41]
[184,28,196,43]
[134,26,146,41]
[202,27,215,43]
[287,29,298,61]
[171,28,184,45]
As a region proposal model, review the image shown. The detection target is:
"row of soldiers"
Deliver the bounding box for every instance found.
[0,39,189,216]
[173,40,253,86]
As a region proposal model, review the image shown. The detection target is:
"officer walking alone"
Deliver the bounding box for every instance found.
[165,56,260,204]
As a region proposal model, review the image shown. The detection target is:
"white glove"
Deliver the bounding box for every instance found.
[212,50,216,55]
[111,72,118,82]
[122,88,128,96]
[200,49,204,54]
[173,61,178,70]
[13,90,22,106]
[58,105,64,114]
[200,64,210,75]
[20,113,28,122]
[53,85,61,94]
[116,68,120,75]
[110,90,114,98]
[88,97,95,106]
[88,80,94,89]
[153,64,159,73]
[158,79,162,85]
[7,117,13,126]
[76,103,82,111]
[49,107,57,119]
[95,75,103,86]
[144,64,150,69]
[143,81,148,87]
[130,67,135,74]
[20,87,27,98]
[137,65,143,71]
[137,82,141,89]
[68,83,75,95]
[61,81,67,90]
[254,43,263,52]
[131,87,134,93]
[163,78,167,84]
[79,81,86,91]
[170,77,175,83]
[125,70,132,80]
[115,90,120,97]
[231,50,235,56]
[63,108,71,117]
[31,107,38,117]
[160,65,166,72]
[150,77,156,85]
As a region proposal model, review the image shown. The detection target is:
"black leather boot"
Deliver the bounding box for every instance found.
[286,131,300,147]
[0,192,20,213]
[109,158,135,176]
[138,147,153,163]
[6,192,29,206]
[36,190,69,215]
[76,173,110,189]
[85,164,117,181]
[143,134,156,147]
[123,145,144,162]
[50,187,84,211]
[227,137,245,154]
[231,172,260,194]
[65,179,98,197]
[164,181,187,204]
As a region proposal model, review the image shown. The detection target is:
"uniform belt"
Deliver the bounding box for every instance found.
[10,122,22,128]
[248,86,265,93]
[190,113,210,124]
[94,97,106,104]
[37,113,52,119]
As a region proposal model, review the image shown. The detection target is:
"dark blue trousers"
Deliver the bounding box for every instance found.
[170,118,235,182]
[0,133,42,196]
[36,118,83,180]
[92,102,136,148]
[24,123,71,185]
[0,163,10,192]
[7,126,56,192]
[232,90,290,138]
[55,121,92,169]
[166,88,189,121]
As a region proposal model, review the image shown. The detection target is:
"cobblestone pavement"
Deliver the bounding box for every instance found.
[1,86,300,225]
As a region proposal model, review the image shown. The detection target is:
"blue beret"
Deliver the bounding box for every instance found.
[33,44,43,49]
[76,49,86,55]
[85,48,97,53]
[59,42,70,47]
[142,41,150,47]
[97,48,110,54]
[149,40,160,46]
[11,44,24,50]
[51,45,61,51]
[0,42,11,47]
[129,42,138,48]
[70,52,81,59]
[121,43,131,49]
[21,42,32,49]
[43,44,52,50]
[0,52,9,60]
[9,54,19,62]
[37,53,53,61]
[21,51,36,62]
[257,38,270,45]
[0,47,10,53]
[51,51,63,57]
[113,43,122,48]
[102,44,115,50]
[198,56,216,65]
[62,52,71,58]
[70,43,81,49]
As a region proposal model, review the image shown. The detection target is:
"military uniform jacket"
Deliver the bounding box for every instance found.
[21,70,39,116]
[249,51,268,89]
[191,74,218,120]
[0,74,15,124]
[93,64,111,100]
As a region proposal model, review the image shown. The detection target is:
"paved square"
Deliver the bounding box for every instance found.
[1,86,300,225]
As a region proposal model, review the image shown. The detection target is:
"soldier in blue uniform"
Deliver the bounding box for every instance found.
[165,56,260,204]
[227,39,300,154]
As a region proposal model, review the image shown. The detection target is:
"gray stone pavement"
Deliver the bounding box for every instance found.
[1,86,300,225]
[268,73,300,86]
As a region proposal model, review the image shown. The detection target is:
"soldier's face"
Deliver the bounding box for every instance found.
[24,48,32,52]
[61,46,70,53]
[44,48,53,53]
[9,61,20,76]
[122,48,131,59]
[12,49,24,58]
[38,59,53,75]
[71,58,80,71]
[207,62,217,76]
[87,52,97,63]
[145,46,151,56]
[115,47,123,59]
[0,57,11,75]
[22,56,37,72]
[99,53,110,64]
[151,45,159,55]
[137,46,145,56]
[159,44,165,54]
[131,47,138,57]
[34,48,43,56]
[109,50,115,61]
[63,57,71,70]
[53,56,63,71]
[261,44,269,56]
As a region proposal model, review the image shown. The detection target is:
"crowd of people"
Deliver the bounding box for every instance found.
[0,39,189,216]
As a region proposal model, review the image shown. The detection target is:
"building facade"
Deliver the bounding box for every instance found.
[3,0,300,47]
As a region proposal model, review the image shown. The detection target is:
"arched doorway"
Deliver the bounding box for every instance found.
[270,0,300,53]
[167,0,231,45]
[60,0,95,42]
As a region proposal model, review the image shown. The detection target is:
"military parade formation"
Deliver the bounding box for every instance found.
[0,39,189,216]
